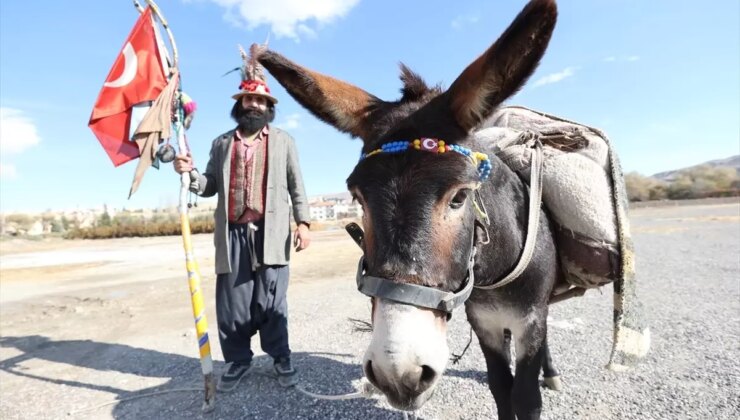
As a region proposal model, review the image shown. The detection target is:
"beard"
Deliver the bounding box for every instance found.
[235,107,269,135]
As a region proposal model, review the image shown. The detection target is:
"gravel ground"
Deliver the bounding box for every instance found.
[0,202,738,419]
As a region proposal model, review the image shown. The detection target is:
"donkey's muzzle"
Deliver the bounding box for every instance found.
[364,359,438,410]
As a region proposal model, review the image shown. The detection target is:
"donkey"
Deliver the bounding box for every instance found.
[258,0,560,418]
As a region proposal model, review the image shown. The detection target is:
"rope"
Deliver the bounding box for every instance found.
[253,371,417,418]
[475,140,544,290]
[450,326,474,364]
[64,367,418,418]
[66,387,203,416]
[251,370,380,400]
[64,375,378,416]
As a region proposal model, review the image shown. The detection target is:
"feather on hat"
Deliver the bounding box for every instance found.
[231,44,277,103]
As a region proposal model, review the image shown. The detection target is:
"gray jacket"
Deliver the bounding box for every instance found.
[194,127,310,274]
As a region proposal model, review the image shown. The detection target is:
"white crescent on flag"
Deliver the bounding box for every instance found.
[104,42,138,88]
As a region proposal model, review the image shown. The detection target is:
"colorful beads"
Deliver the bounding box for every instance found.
[380,141,411,153]
[359,137,493,182]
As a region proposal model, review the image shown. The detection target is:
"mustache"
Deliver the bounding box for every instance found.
[239,107,267,121]
[239,109,266,122]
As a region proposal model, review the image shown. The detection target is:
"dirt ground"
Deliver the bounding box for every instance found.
[0,229,363,419]
[1,203,738,419]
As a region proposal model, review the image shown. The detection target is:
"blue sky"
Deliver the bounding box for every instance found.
[1,0,738,213]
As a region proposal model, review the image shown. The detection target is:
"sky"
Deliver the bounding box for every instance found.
[1,0,738,213]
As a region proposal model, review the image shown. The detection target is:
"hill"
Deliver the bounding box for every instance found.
[652,155,740,182]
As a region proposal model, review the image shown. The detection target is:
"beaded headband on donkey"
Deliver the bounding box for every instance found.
[359,138,493,181]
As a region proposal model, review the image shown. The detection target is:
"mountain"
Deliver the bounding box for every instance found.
[652,155,740,182]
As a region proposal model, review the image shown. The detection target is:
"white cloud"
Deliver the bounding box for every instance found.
[627,55,640,62]
[279,113,302,129]
[603,56,617,62]
[297,24,317,39]
[451,14,480,29]
[532,67,577,88]
[0,108,41,155]
[0,163,17,179]
[207,0,360,40]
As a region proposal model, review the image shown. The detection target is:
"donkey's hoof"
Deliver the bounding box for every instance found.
[543,375,562,391]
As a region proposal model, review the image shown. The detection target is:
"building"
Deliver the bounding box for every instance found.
[309,202,336,221]
[332,202,363,219]
[308,201,362,221]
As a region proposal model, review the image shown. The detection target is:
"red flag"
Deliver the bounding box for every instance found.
[89,7,167,166]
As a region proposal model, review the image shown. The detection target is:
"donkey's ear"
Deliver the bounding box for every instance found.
[446,0,557,132]
[255,46,379,139]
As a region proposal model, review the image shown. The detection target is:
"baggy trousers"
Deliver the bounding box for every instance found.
[216,223,291,364]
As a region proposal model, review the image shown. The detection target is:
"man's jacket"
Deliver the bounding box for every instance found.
[194,126,310,274]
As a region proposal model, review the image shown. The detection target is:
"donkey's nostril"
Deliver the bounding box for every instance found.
[364,360,378,387]
[420,365,437,386]
[401,364,438,394]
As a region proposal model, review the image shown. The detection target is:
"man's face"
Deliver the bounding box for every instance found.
[241,94,268,112]
[234,94,271,134]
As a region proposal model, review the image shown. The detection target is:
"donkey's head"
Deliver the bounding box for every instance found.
[259,0,557,410]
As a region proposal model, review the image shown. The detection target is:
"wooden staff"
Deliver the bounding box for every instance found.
[133,0,216,412]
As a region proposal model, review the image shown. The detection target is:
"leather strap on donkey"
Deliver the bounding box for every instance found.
[346,222,476,314]
[474,140,544,290]
[354,253,476,314]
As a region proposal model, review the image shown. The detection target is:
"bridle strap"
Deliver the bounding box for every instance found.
[474,140,544,290]
[355,255,475,313]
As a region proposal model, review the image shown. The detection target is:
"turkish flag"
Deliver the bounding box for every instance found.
[88,7,167,166]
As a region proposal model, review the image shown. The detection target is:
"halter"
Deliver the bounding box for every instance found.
[350,196,483,315]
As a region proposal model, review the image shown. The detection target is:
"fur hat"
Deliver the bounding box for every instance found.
[231,44,278,104]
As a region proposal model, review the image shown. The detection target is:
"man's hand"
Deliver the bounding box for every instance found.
[174,154,194,174]
[293,223,311,252]
[174,154,200,191]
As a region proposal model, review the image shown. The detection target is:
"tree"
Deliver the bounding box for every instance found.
[50,219,65,233]
[667,174,694,199]
[666,165,740,199]
[625,172,668,202]
[97,211,112,227]
[61,216,74,230]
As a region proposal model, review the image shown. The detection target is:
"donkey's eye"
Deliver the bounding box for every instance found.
[450,189,470,209]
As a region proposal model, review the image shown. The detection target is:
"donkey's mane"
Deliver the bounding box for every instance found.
[398,63,443,104]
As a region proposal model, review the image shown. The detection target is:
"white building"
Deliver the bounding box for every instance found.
[309,202,336,221]
[308,201,363,221]
[333,202,363,219]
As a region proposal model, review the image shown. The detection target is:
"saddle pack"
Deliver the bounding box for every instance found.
[476,106,649,369]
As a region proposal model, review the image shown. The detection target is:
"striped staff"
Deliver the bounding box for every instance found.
[133,0,216,412]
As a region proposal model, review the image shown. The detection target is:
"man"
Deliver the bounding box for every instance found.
[174,47,311,392]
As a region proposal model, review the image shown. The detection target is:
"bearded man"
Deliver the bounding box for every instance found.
[174,47,311,392]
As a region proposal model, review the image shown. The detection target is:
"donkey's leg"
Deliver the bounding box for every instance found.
[541,333,562,391]
[511,319,547,420]
[479,328,515,420]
